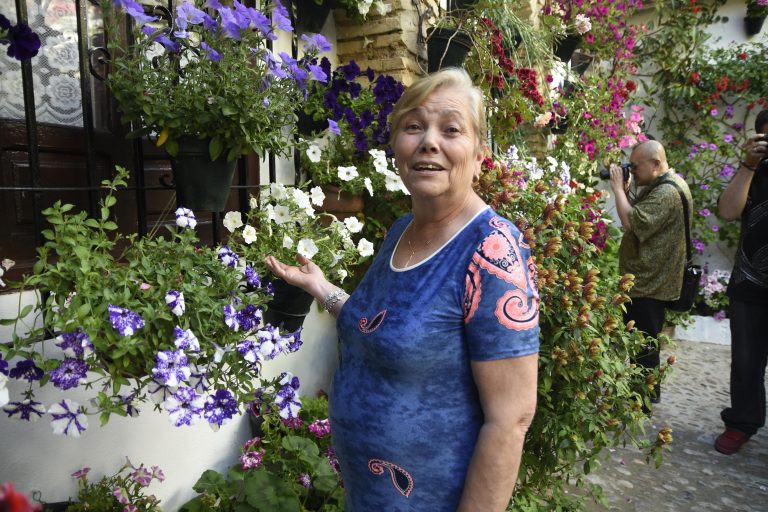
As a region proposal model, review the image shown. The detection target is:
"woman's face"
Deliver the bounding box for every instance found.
[393,86,482,203]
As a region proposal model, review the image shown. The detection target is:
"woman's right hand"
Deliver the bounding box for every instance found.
[264,254,328,298]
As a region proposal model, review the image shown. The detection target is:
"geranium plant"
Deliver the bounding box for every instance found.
[103,0,332,161]
[221,182,374,285]
[180,393,343,512]
[0,167,315,436]
[66,459,164,512]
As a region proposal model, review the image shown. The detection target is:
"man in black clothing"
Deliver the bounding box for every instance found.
[715,109,768,455]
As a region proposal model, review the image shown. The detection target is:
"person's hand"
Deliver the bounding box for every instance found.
[264,254,327,297]
[609,164,631,195]
[744,133,767,167]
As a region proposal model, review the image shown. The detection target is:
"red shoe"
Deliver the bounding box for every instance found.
[714,428,750,455]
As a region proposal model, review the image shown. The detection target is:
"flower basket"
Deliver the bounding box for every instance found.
[554,34,582,62]
[426,27,473,72]
[170,137,237,212]
[262,279,316,332]
[744,15,766,36]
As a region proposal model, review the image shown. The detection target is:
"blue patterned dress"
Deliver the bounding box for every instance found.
[329,207,540,511]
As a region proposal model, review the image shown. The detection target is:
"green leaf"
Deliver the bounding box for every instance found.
[192,469,228,493]
[19,304,33,318]
[209,137,223,161]
[178,497,205,512]
[243,470,300,512]
[77,303,91,317]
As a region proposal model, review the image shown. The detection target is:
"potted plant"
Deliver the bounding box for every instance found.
[0,167,315,436]
[180,393,343,512]
[102,0,332,211]
[745,0,768,35]
[220,181,375,329]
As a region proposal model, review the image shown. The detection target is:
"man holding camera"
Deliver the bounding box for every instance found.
[714,110,768,455]
[609,140,692,406]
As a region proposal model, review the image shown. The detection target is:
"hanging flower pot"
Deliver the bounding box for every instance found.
[446,0,478,12]
[296,0,335,33]
[426,27,473,72]
[319,184,364,221]
[554,34,582,62]
[570,51,594,76]
[262,278,316,332]
[170,137,237,212]
[744,15,766,36]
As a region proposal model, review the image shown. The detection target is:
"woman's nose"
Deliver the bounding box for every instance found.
[419,127,439,153]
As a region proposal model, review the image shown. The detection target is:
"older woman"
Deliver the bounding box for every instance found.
[266,68,539,511]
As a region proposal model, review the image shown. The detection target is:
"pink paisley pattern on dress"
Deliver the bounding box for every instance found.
[495,288,539,331]
[463,260,482,323]
[359,309,388,334]
[472,222,527,291]
[368,458,414,498]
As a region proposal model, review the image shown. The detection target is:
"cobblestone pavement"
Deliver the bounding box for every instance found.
[584,340,768,512]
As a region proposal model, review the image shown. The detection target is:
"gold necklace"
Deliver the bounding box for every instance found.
[404,228,432,267]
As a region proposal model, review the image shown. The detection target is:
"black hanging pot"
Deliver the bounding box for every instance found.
[570,52,593,76]
[426,27,473,72]
[446,0,478,12]
[554,34,582,62]
[295,0,334,34]
[262,278,315,332]
[170,137,237,212]
[744,15,766,36]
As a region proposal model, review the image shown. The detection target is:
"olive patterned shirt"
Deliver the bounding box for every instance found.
[619,170,692,300]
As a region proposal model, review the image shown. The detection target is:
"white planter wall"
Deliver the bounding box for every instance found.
[675,314,731,345]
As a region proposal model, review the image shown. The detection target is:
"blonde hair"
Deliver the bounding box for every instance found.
[388,68,487,150]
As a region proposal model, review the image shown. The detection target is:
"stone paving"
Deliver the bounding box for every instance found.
[581,339,768,512]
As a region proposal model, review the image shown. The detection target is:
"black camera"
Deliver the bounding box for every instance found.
[599,163,631,181]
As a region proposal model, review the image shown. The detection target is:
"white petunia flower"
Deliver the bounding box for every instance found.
[282,234,294,249]
[242,225,258,245]
[384,170,409,194]
[337,269,348,282]
[292,188,311,211]
[306,144,322,163]
[364,177,374,197]
[270,183,288,201]
[274,205,292,225]
[337,166,359,181]
[264,204,276,221]
[249,196,259,210]
[297,238,319,259]
[357,238,374,258]
[344,216,364,233]
[373,0,391,16]
[222,211,243,233]
[310,186,325,206]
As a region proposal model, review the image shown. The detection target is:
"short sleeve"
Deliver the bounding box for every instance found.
[629,187,678,243]
[463,216,540,361]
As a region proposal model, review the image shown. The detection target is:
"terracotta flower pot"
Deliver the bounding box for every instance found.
[319,184,364,221]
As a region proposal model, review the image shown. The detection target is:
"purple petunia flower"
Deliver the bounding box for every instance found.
[328,119,341,135]
[176,1,207,29]
[274,372,301,420]
[284,327,303,353]
[692,239,706,254]
[118,0,159,25]
[308,418,331,438]
[163,386,205,426]
[299,473,312,488]
[698,208,711,217]
[50,358,89,390]
[189,364,209,394]
[217,245,239,267]
[713,310,727,321]
[165,290,185,316]
[152,349,191,387]
[108,304,145,336]
[237,304,262,332]
[204,389,239,429]
[245,265,261,288]
[201,41,221,61]
[55,329,93,358]
[131,466,153,486]
[308,63,327,82]
[117,393,140,417]
[710,108,718,117]
[173,326,200,352]
[71,467,90,479]
[719,164,735,180]
[141,25,180,52]
[724,133,734,144]
[240,449,265,469]
[9,359,43,382]
[49,398,88,437]
[733,122,744,130]
[5,21,41,61]
[3,399,46,421]
[224,304,240,330]
[175,207,197,229]
[0,353,8,375]
[272,0,293,32]
[237,339,262,363]
[301,33,333,54]
[712,225,719,232]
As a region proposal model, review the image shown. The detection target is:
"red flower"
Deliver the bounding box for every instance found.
[625,80,637,92]
[692,5,700,12]
[690,72,701,84]
[0,483,42,512]
[738,52,747,60]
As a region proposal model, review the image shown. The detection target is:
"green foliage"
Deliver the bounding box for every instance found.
[66,458,164,511]
[476,150,673,510]
[180,395,343,512]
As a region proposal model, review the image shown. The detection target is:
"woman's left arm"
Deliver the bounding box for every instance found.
[457,353,539,511]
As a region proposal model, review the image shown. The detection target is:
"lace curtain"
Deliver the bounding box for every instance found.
[0,0,103,126]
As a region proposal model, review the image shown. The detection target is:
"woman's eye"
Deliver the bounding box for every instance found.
[445,126,461,134]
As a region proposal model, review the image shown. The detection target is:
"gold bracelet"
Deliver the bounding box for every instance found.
[321,289,349,312]
[739,160,757,172]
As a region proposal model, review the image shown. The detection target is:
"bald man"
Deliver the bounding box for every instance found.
[609,140,692,407]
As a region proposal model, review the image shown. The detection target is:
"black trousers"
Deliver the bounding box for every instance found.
[624,297,667,402]
[721,300,768,436]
